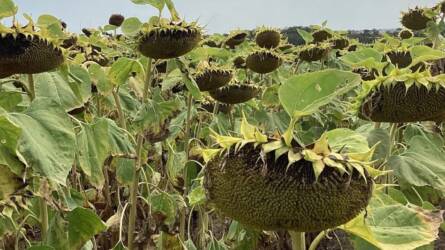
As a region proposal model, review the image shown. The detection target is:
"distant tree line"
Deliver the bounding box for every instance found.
[280,26,400,45]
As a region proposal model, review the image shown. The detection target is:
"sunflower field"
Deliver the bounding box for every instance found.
[0,0,445,249]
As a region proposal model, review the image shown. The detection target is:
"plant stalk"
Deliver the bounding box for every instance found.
[180,92,193,241]
[308,231,327,250]
[39,198,48,243]
[27,74,35,100]
[127,58,153,250]
[112,89,127,130]
[27,74,48,243]
[289,231,306,250]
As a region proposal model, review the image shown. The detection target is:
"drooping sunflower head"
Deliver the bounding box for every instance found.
[201,117,381,231]
[255,26,282,49]
[137,20,202,59]
[246,48,283,74]
[401,7,435,31]
[0,19,65,78]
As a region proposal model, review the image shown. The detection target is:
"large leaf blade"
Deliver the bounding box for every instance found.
[278,69,361,118]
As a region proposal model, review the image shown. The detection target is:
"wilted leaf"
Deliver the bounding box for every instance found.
[151,193,177,225]
[188,186,206,206]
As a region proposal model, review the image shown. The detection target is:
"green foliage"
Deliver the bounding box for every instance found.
[67,207,107,250]
[343,191,443,250]
[389,135,445,196]
[0,0,17,19]
[279,69,361,118]
[7,99,76,185]
[0,0,445,249]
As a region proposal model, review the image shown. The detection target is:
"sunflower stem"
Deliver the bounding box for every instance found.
[385,123,398,193]
[112,89,127,130]
[289,231,306,250]
[128,58,153,250]
[27,74,35,101]
[308,231,327,250]
[39,197,48,243]
[180,92,194,241]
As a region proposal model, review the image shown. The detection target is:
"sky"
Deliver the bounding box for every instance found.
[12,0,441,34]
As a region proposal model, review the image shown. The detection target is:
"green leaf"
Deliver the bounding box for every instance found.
[188,47,233,62]
[346,191,443,250]
[151,193,177,225]
[28,246,55,250]
[106,118,135,156]
[103,24,117,31]
[296,28,313,44]
[112,241,128,250]
[184,239,197,250]
[133,99,181,133]
[164,0,179,21]
[8,99,76,186]
[46,213,69,250]
[36,14,61,27]
[88,63,113,95]
[366,128,390,163]
[115,158,134,186]
[67,207,107,250]
[326,128,369,153]
[278,69,361,118]
[389,135,445,196]
[0,114,24,175]
[108,58,142,86]
[0,0,18,19]
[76,119,111,189]
[166,146,186,186]
[410,45,445,67]
[37,15,64,39]
[175,59,202,99]
[341,48,383,66]
[34,69,91,112]
[130,0,165,11]
[0,91,22,111]
[121,17,142,36]
[0,164,23,201]
[188,186,206,206]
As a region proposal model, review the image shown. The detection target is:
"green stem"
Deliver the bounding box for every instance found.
[385,123,398,192]
[127,58,153,250]
[180,93,193,241]
[308,231,327,250]
[289,231,306,250]
[112,89,127,130]
[39,198,48,243]
[27,74,35,101]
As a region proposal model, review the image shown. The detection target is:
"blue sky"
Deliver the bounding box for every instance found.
[12,0,440,33]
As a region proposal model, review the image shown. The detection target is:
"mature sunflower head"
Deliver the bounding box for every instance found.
[138,20,202,59]
[255,27,281,49]
[246,49,283,74]
[355,69,445,122]
[0,23,64,78]
[202,118,379,232]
